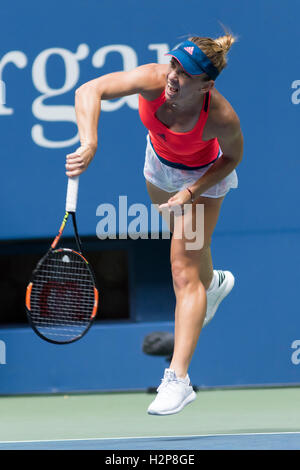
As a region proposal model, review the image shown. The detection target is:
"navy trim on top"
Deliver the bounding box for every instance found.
[204,92,209,113]
[149,136,221,171]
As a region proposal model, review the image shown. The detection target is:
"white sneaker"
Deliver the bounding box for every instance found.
[203,270,235,327]
[147,368,196,416]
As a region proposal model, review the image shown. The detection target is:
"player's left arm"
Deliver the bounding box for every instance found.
[189,108,243,200]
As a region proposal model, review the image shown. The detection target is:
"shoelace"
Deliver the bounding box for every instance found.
[157,372,188,393]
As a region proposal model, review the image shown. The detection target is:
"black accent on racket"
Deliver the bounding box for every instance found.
[25,177,98,344]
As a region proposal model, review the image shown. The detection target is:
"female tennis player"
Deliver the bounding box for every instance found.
[66,33,243,415]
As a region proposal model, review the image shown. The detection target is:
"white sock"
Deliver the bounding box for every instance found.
[206,270,218,293]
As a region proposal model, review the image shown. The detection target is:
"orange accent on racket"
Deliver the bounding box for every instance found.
[91,287,99,319]
[51,213,69,249]
[26,282,33,310]
[71,250,89,263]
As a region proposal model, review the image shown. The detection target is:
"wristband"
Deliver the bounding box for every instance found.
[186,187,194,203]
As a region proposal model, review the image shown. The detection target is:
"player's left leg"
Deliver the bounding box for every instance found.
[168,195,225,379]
[147,194,227,415]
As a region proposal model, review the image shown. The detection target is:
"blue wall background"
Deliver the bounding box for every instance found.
[0,0,300,393]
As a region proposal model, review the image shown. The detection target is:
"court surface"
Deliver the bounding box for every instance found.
[0,387,299,450]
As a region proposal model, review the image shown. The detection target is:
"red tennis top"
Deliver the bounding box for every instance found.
[138,90,219,168]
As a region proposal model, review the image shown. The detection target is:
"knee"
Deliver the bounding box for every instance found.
[171,259,198,291]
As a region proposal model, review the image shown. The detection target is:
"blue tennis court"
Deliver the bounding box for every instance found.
[1,432,300,450]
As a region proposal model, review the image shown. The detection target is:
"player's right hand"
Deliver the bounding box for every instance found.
[65,144,97,177]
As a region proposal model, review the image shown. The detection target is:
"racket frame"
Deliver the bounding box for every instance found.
[25,209,99,345]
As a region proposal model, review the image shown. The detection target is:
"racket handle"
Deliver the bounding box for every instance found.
[65,176,79,212]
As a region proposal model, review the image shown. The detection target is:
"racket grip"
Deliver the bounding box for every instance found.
[65,176,79,212]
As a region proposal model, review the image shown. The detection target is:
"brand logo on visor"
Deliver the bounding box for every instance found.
[184,46,194,55]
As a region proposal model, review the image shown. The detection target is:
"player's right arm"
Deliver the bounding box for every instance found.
[65,64,162,177]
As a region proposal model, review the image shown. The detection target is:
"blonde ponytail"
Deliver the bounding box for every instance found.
[214,34,236,55]
[189,29,237,75]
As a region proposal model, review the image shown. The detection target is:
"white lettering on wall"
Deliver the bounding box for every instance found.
[0,340,6,365]
[31,44,89,148]
[148,43,170,64]
[0,51,28,115]
[0,80,5,105]
[291,340,300,365]
[291,80,300,104]
[92,44,138,111]
[0,42,171,148]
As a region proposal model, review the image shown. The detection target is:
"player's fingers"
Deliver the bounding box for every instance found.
[66,154,84,162]
[159,199,180,209]
[65,159,81,166]
[158,203,169,210]
[66,151,82,159]
[66,168,84,177]
[65,162,86,171]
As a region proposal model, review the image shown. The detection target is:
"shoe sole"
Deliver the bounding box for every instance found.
[204,271,235,326]
[147,390,196,416]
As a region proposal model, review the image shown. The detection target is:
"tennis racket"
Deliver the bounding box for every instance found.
[25,177,99,344]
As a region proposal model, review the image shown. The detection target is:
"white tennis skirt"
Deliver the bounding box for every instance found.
[143,134,238,198]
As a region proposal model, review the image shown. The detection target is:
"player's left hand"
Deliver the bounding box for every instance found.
[159,188,193,212]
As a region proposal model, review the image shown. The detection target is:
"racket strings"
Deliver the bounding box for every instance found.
[30,249,96,341]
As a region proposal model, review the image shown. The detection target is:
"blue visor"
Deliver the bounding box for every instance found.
[165,40,219,80]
